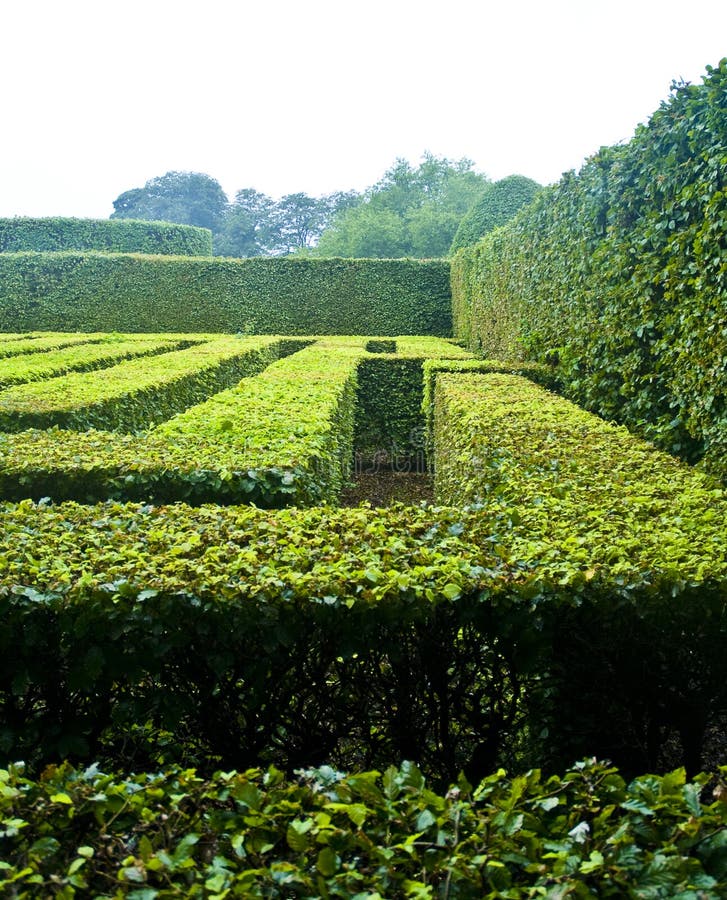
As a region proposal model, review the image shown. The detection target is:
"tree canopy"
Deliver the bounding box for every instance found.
[215,190,358,257]
[111,171,229,233]
[313,154,490,258]
[111,173,357,258]
[109,155,500,259]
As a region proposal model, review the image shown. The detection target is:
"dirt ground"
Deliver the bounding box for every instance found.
[340,469,434,507]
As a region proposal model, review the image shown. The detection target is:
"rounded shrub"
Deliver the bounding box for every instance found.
[450,174,541,253]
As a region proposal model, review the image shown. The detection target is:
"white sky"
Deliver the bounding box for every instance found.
[1,0,726,218]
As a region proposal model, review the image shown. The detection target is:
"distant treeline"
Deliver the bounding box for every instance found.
[110,155,539,258]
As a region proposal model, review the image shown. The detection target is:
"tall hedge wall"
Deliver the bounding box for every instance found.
[0,254,451,335]
[451,59,727,482]
[0,217,212,256]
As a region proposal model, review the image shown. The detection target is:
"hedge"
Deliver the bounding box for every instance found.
[451,59,727,483]
[0,254,452,335]
[353,337,471,462]
[0,336,283,433]
[1,759,725,897]
[0,336,468,505]
[0,335,189,389]
[148,339,361,506]
[0,217,212,255]
[0,346,724,781]
[449,174,541,253]
[421,357,560,454]
[0,442,724,780]
[433,372,727,772]
[0,332,112,359]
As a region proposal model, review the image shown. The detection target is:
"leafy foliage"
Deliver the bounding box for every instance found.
[109,170,358,258]
[0,254,451,335]
[0,335,189,389]
[421,357,560,454]
[0,336,467,506]
[215,189,358,257]
[449,175,541,253]
[433,371,727,772]
[212,188,277,257]
[0,398,724,778]
[314,154,489,258]
[0,217,212,255]
[354,338,471,462]
[111,171,229,234]
[0,333,126,358]
[0,336,280,433]
[1,759,725,898]
[451,59,727,483]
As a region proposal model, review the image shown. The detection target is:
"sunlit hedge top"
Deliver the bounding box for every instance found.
[0,217,213,256]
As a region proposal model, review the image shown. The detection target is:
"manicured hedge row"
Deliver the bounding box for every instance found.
[0,333,111,359]
[0,335,188,388]
[0,217,212,255]
[449,174,541,253]
[0,336,467,505]
[421,357,560,453]
[1,759,725,898]
[433,372,727,772]
[149,339,361,505]
[0,459,724,781]
[433,372,723,510]
[0,332,39,341]
[0,254,452,335]
[0,336,280,433]
[451,59,727,483]
[0,339,355,507]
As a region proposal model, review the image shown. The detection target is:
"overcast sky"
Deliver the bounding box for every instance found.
[1,0,726,218]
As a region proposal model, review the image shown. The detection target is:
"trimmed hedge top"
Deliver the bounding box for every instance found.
[0,217,212,256]
[432,373,726,577]
[0,355,725,778]
[0,335,469,506]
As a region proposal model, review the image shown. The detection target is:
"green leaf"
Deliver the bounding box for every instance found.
[317,847,339,877]
[286,818,313,852]
[416,809,436,832]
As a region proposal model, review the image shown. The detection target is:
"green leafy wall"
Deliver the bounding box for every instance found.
[0,254,451,335]
[0,253,452,336]
[451,59,727,482]
[0,217,212,256]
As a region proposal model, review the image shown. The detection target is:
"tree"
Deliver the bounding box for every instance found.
[314,153,490,258]
[216,189,360,257]
[314,205,410,258]
[450,174,542,253]
[111,171,229,233]
[214,189,277,257]
[274,191,360,254]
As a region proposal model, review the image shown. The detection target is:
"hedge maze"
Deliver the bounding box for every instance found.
[0,330,724,787]
[1,64,727,895]
[0,334,469,505]
[1,349,726,896]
